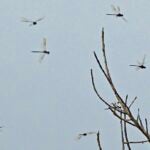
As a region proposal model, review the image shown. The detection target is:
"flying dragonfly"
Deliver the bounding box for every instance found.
[130,55,146,70]
[76,131,97,140]
[21,17,44,26]
[106,5,127,22]
[32,38,50,62]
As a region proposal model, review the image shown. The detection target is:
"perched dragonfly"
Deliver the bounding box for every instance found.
[32,38,50,62]
[130,55,146,70]
[106,5,127,22]
[76,131,97,140]
[21,17,44,26]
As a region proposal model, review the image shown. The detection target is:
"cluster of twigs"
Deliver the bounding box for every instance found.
[91,28,150,149]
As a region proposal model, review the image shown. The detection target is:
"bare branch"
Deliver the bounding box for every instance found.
[124,114,131,150]
[93,51,110,81]
[145,118,149,134]
[90,69,111,108]
[97,131,103,150]
[91,69,135,127]
[120,112,125,150]
[125,95,128,104]
[110,108,135,126]
[92,27,150,145]
[129,96,137,108]
[124,140,149,144]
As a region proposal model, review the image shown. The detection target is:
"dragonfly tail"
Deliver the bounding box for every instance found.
[129,65,138,67]
[106,14,116,15]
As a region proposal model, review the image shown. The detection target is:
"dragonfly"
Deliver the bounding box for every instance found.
[32,38,50,62]
[21,17,44,26]
[76,131,97,140]
[106,5,127,22]
[130,55,146,70]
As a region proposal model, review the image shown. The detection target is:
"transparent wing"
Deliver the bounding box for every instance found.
[39,53,46,63]
[135,66,140,71]
[111,5,117,13]
[76,134,82,140]
[43,38,47,50]
[137,60,141,66]
[21,17,33,23]
[141,55,146,65]
[122,17,128,22]
[35,17,45,22]
[117,6,120,12]
[29,23,34,26]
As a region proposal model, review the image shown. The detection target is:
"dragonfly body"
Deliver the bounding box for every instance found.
[80,133,88,136]
[43,50,50,54]
[33,22,37,25]
[116,13,124,17]
[106,13,123,17]
[76,131,97,140]
[32,50,50,54]
[107,5,127,22]
[130,65,146,69]
[130,55,146,70]
[21,17,44,26]
[32,38,50,62]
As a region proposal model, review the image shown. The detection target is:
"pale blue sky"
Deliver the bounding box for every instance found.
[0,0,149,150]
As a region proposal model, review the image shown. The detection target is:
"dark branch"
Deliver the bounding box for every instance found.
[120,112,125,150]
[97,131,103,150]
[124,140,149,144]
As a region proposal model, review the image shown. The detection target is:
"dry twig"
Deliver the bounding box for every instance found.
[97,131,103,150]
[91,28,150,147]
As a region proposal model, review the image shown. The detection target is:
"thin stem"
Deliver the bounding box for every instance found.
[97,131,103,150]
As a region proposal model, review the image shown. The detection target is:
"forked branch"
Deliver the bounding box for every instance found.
[91,28,150,146]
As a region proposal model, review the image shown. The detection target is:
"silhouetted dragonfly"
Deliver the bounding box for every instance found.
[32,38,50,62]
[76,131,97,140]
[130,55,146,70]
[21,17,44,26]
[106,5,127,22]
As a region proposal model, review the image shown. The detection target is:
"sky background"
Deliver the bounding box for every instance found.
[0,0,150,149]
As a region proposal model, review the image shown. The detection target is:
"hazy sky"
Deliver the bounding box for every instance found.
[0,0,150,150]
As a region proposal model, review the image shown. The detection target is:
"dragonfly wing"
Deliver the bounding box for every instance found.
[135,66,140,71]
[21,17,33,23]
[141,55,146,65]
[36,16,45,22]
[43,38,47,50]
[29,23,34,26]
[76,134,82,140]
[122,17,128,22]
[111,5,117,12]
[39,53,46,63]
[117,6,120,12]
[137,60,141,65]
